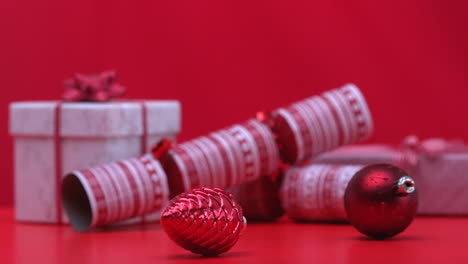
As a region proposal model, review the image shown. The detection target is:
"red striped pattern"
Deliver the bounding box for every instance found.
[281,164,363,222]
[72,154,169,228]
[272,84,373,163]
[166,119,279,193]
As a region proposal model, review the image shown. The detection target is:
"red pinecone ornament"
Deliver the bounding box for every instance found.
[161,187,246,256]
[344,164,418,239]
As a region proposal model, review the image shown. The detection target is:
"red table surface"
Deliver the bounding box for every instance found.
[1,208,468,264]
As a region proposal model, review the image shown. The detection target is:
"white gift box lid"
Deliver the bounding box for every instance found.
[9,100,181,137]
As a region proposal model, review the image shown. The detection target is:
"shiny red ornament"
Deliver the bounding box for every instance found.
[344,164,418,239]
[161,187,246,256]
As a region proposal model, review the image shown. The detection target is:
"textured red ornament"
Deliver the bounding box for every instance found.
[161,187,246,256]
[344,164,418,239]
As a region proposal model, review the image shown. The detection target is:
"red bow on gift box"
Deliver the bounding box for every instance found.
[398,135,467,168]
[63,70,126,102]
[402,135,466,156]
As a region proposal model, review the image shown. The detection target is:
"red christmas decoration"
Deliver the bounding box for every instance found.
[228,174,284,221]
[344,164,418,239]
[271,84,374,164]
[154,119,280,198]
[161,187,246,256]
[63,70,126,102]
[281,164,363,222]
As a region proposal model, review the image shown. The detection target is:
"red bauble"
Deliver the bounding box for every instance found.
[344,164,418,239]
[161,187,246,256]
[228,175,284,221]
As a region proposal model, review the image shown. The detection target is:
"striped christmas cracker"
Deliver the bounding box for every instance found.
[160,119,280,198]
[62,154,169,231]
[271,84,373,164]
[281,164,363,222]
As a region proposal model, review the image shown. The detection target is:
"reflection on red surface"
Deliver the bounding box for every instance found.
[2,208,468,263]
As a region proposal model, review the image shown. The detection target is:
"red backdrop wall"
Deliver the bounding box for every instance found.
[1,0,467,206]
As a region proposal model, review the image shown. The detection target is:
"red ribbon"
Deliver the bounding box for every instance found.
[55,71,148,224]
[54,102,64,224]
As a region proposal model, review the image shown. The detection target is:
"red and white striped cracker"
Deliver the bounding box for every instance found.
[305,96,339,153]
[129,159,154,215]
[62,154,169,231]
[313,95,344,149]
[250,120,280,173]
[216,129,246,186]
[168,129,245,192]
[244,120,278,175]
[273,95,340,163]
[291,103,321,157]
[273,108,305,162]
[315,98,338,154]
[281,164,363,222]
[76,169,108,227]
[228,124,262,182]
[244,122,270,175]
[280,167,301,216]
[102,164,132,221]
[338,84,373,141]
[168,147,198,192]
[100,165,130,223]
[326,89,358,144]
[209,133,238,188]
[180,142,211,187]
[84,168,109,223]
[321,90,352,145]
[119,159,148,218]
[130,155,166,216]
[161,119,280,196]
[225,120,279,181]
[115,160,145,218]
[287,104,316,159]
[299,101,328,154]
[197,137,228,188]
[272,84,373,163]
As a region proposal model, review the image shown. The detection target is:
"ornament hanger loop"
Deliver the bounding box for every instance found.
[396,176,416,195]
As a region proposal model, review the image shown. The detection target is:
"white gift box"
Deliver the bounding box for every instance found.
[9,100,181,224]
[312,138,468,215]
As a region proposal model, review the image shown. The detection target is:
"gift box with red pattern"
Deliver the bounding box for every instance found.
[9,71,181,224]
[312,136,468,215]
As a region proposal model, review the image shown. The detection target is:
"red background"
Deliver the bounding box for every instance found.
[1,0,467,206]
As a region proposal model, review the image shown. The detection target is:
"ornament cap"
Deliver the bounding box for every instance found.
[395,176,416,196]
[241,216,248,234]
